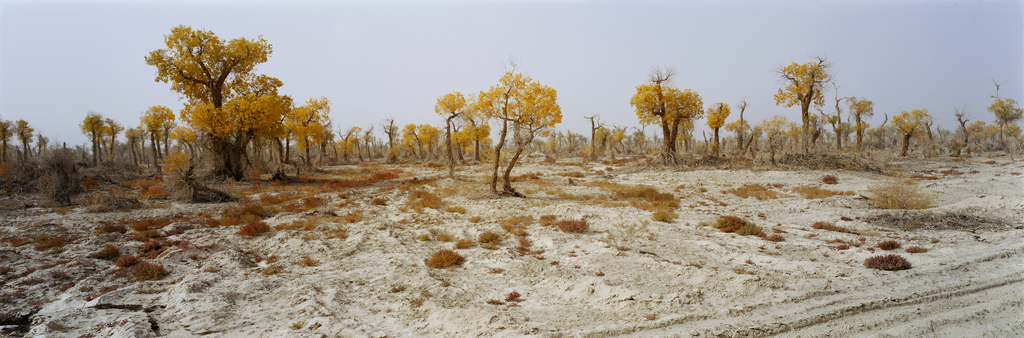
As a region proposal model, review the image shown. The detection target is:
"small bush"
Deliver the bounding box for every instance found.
[904,246,928,253]
[115,255,141,268]
[868,175,936,209]
[34,235,71,251]
[538,214,557,226]
[877,240,901,250]
[90,244,120,260]
[96,224,127,234]
[478,231,501,244]
[426,249,464,268]
[504,290,523,302]
[407,190,444,210]
[792,186,854,199]
[262,263,284,276]
[715,216,754,233]
[764,234,785,242]
[454,238,475,249]
[736,223,762,236]
[130,262,168,281]
[139,239,167,258]
[297,256,320,267]
[237,222,271,237]
[445,205,466,214]
[811,221,859,235]
[371,197,388,206]
[864,254,911,271]
[822,175,839,184]
[724,184,779,200]
[652,209,677,222]
[557,218,589,233]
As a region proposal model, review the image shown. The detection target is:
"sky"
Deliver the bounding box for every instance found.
[1,0,1022,147]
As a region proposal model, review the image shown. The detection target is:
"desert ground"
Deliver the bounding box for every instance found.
[1,153,1022,337]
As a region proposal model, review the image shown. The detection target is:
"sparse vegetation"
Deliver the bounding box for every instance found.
[877,240,901,251]
[822,175,838,184]
[237,222,271,237]
[714,215,757,234]
[557,218,589,233]
[652,209,677,222]
[905,246,928,253]
[725,184,779,200]
[130,261,168,281]
[864,254,912,271]
[90,244,121,261]
[426,249,464,268]
[868,175,936,209]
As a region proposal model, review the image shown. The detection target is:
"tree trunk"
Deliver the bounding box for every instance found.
[490,120,509,194]
[151,134,161,174]
[500,145,527,197]
[901,133,912,156]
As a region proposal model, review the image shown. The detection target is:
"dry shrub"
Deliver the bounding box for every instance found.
[325,224,349,239]
[609,184,679,210]
[538,214,557,226]
[222,202,271,224]
[877,240,901,250]
[864,254,911,271]
[500,215,534,228]
[168,166,235,203]
[90,244,120,261]
[504,290,523,302]
[557,218,589,233]
[33,235,72,251]
[468,216,484,223]
[426,249,464,268]
[297,256,320,267]
[652,209,677,222]
[478,231,501,245]
[904,246,928,253]
[454,238,475,249]
[139,239,167,258]
[407,190,444,211]
[822,175,839,184]
[561,172,585,178]
[262,263,284,275]
[237,222,271,237]
[39,148,85,206]
[764,234,785,242]
[792,186,854,199]
[130,262,167,281]
[371,197,388,206]
[302,196,326,209]
[736,223,762,236]
[90,190,142,212]
[725,184,779,200]
[115,255,141,268]
[867,175,936,209]
[812,221,859,235]
[341,212,364,224]
[445,205,466,214]
[95,224,127,234]
[435,232,453,242]
[714,216,754,233]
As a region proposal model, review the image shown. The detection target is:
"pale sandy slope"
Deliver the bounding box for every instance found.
[9,154,1023,338]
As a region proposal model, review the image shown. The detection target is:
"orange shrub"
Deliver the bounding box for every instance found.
[426,249,464,268]
[557,218,589,233]
[237,222,271,237]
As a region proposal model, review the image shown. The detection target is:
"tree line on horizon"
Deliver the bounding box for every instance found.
[1,25,1022,199]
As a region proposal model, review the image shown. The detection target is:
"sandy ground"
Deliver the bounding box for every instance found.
[0,153,1022,337]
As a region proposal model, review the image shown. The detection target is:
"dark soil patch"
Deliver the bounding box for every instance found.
[867,211,1012,231]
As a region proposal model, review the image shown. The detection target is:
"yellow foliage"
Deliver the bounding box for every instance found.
[706,102,731,130]
[286,97,331,151]
[773,60,831,110]
[892,108,931,136]
[165,149,191,175]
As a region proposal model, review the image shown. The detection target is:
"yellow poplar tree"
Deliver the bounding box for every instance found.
[774,57,832,152]
[417,124,440,160]
[477,63,562,196]
[80,112,105,165]
[705,102,731,156]
[846,97,874,150]
[104,118,123,163]
[724,119,749,152]
[14,120,33,162]
[401,124,420,159]
[146,25,279,180]
[285,97,331,167]
[757,114,790,165]
[0,120,12,162]
[435,91,467,178]
[892,108,932,156]
[141,106,174,172]
[631,68,703,164]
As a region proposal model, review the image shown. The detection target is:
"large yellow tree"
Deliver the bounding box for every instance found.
[757,114,790,165]
[285,97,331,167]
[774,56,832,153]
[146,25,278,180]
[706,102,731,156]
[892,108,932,156]
[435,91,467,178]
[631,67,703,164]
[477,63,561,196]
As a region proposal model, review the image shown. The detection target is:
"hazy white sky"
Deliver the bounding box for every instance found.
[1,0,1021,146]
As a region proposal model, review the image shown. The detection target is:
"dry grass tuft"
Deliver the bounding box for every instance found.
[454,238,475,249]
[812,221,859,235]
[95,224,127,234]
[822,175,839,184]
[714,216,756,234]
[407,190,444,211]
[297,256,320,267]
[468,215,484,223]
[652,209,677,222]
[764,234,785,242]
[867,175,936,209]
[877,240,901,251]
[115,255,142,268]
[478,231,502,245]
[262,263,284,275]
[130,261,167,281]
[538,214,557,226]
[557,218,589,233]
[237,222,271,237]
[90,244,120,261]
[904,246,928,253]
[864,254,911,271]
[504,290,523,302]
[445,205,466,214]
[426,249,465,268]
[724,184,779,200]
[792,186,854,199]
